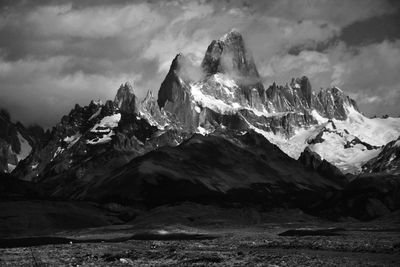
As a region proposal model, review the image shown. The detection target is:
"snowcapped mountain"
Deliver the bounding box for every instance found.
[2,29,399,220]
[156,30,400,174]
[362,136,400,174]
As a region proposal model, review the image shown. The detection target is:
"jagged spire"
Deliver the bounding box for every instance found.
[157,53,186,108]
[201,30,264,98]
[201,30,259,77]
[219,28,241,42]
[144,89,154,100]
[114,82,138,114]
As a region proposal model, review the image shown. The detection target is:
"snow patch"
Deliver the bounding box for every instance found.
[308,131,382,174]
[16,132,32,161]
[244,108,388,173]
[336,105,400,146]
[212,73,238,90]
[311,110,328,124]
[91,113,121,132]
[63,133,81,148]
[87,131,114,145]
[388,153,396,163]
[87,114,120,145]
[190,78,293,119]
[7,163,16,172]
[52,147,64,160]
[394,140,400,148]
[191,82,237,114]
[196,126,211,136]
[92,99,103,105]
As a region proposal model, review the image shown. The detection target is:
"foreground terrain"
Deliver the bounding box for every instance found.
[1,201,399,266]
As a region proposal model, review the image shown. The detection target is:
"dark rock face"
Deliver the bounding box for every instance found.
[297,76,312,106]
[201,30,264,96]
[49,131,342,207]
[138,90,170,128]
[362,137,400,174]
[201,30,259,77]
[0,112,20,172]
[0,109,48,173]
[266,82,358,120]
[298,147,348,187]
[201,30,263,90]
[157,54,188,109]
[266,76,313,112]
[239,109,316,136]
[0,172,42,200]
[338,174,400,220]
[314,87,358,120]
[156,54,199,131]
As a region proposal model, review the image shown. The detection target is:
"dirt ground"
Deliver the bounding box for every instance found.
[1,201,399,266]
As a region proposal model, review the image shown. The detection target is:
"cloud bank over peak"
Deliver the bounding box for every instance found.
[0,0,399,127]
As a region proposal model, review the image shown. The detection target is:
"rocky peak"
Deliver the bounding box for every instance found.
[157,53,188,108]
[201,30,264,95]
[143,90,154,102]
[362,137,400,174]
[140,90,159,113]
[114,82,138,114]
[202,30,257,76]
[0,109,20,156]
[139,90,170,128]
[298,147,348,186]
[265,76,360,120]
[286,76,312,106]
[297,76,312,106]
[315,87,359,120]
[0,109,46,173]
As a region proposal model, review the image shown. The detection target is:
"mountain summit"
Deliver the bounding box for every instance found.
[114,82,138,114]
[201,30,260,79]
[201,30,264,97]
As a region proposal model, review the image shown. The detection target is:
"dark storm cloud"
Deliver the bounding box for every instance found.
[340,9,400,47]
[0,0,399,128]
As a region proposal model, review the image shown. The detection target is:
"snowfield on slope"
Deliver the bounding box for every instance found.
[87,113,121,145]
[189,74,292,118]
[180,71,399,174]
[16,132,32,161]
[334,106,400,146]
[244,107,400,174]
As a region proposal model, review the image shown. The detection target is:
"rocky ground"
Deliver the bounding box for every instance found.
[1,224,399,266]
[1,201,399,266]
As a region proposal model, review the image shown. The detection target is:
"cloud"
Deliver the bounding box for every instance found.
[261,50,332,86]
[329,40,400,116]
[0,0,398,127]
[0,56,135,127]
[231,0,397,28]
[25,3,165,39]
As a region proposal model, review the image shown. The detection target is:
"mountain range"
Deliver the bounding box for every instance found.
[1,30,400,220]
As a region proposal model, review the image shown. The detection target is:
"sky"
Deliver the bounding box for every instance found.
[0,0,399,128]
